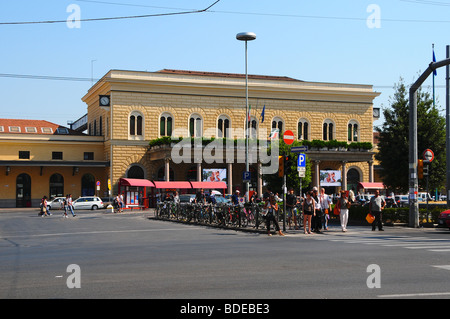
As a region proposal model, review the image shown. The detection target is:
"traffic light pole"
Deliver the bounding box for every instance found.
[283,152,286,232]
[409,53,450,227]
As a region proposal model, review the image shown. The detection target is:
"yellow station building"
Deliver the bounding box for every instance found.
[0,69,381,208]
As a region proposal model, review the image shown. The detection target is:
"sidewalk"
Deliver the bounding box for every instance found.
[0,207,38,213]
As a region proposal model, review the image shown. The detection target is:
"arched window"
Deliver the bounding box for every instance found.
[323,119,334,141]
[129,111,144,138]
[189,114,202,137]
[271,117,284,139]
[348,120,359,142]
[347,168,361,192]
[160,112,173,137]
[297,118,309,140]
[250,116,258,139]
[127,165,145,179]
[217,115,230,138]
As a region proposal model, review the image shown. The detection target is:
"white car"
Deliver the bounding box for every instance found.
[73,196,104,210]
[47,197,66,210]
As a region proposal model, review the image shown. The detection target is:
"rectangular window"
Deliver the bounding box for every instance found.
[84,152,94,160]
[19,151,30,159]
[52,152,63,160]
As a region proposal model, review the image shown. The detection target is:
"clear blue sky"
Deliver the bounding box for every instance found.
[0,0,448,128]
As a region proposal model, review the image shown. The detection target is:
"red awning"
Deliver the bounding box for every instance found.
[357,182,385,189]
[119,178,154,187]
[153,181,192,189]
[190,181,227,189]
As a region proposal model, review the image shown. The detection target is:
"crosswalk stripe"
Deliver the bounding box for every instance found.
[297,228,450,253]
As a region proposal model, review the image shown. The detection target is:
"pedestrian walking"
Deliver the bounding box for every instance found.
[62,194,69,218]
[337,191,350,232]
[67,194,76,217]
[302,191,316,234]
[312,187,322,232]
[319,188,331,230]
[286,188,298,230]
[369,190,385,231]
[114,194,122,213]
[40,196,50,217]
[264,195,285,236]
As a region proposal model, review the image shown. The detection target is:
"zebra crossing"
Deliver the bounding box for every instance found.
[289,227,450,253]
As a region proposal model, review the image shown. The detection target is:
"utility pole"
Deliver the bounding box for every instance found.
[409,50,450,227]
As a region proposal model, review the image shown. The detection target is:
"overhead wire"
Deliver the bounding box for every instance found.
[0,0,220,25]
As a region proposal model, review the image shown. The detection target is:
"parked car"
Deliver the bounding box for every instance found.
[214,195,231,204]
[438,210,450,229]
[47,197,66,210]
[179,194,196,203]
[73,196,104,210]
[395,195,409,207]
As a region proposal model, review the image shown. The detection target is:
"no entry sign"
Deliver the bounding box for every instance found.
[283,130,294,145]
[423,149,434,163]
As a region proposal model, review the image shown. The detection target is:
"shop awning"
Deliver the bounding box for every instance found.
[357,182,385,189]
[153,181,192,189]
[119,178,155,187]
[190,181,227,189]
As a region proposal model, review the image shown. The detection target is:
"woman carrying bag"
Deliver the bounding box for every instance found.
[302,191,316,234]
[337,191,350,232]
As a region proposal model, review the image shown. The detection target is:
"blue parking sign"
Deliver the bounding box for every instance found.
[297,153,306,168]
[243,171,251,182]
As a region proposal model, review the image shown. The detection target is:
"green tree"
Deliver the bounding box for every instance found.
[375,79,446,193]
[262,140,312,195]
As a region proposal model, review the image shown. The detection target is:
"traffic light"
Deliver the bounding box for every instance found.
[423,164,429,176]
[418,159,423,179]
[278,156,284,177]
[284,155,290,172]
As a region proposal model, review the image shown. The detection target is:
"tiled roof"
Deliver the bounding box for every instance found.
[0,119,85,136]
[157,69,303,82]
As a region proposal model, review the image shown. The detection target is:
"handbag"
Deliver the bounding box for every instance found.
[346,201,351,209]
[366,213,375,224]
[333,205,340,216]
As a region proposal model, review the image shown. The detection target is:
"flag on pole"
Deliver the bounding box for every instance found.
[432,44,436,107]
[260,104,265,123]
[433,46,437,76]
[248,104,251,122]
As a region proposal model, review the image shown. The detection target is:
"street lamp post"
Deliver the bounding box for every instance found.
[236,32,256,202]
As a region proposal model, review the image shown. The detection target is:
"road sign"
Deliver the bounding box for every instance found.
[291,146,308,153]
[423,149,434,163]
[243,171,251,182]
[297,153,306,168]
[283,130,294,145]
[96,181,100,186]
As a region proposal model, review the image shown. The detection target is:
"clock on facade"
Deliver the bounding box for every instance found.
[373,107,380,118]
[99,95,110,106]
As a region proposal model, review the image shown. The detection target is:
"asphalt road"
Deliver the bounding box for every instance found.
[1,208,450,301]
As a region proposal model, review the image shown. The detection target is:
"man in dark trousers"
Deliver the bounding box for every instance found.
[286,188,298,230]
[369,190,385,231]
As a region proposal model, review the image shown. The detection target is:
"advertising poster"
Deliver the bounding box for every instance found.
[202,168,227,182]
[320,170,342,186]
